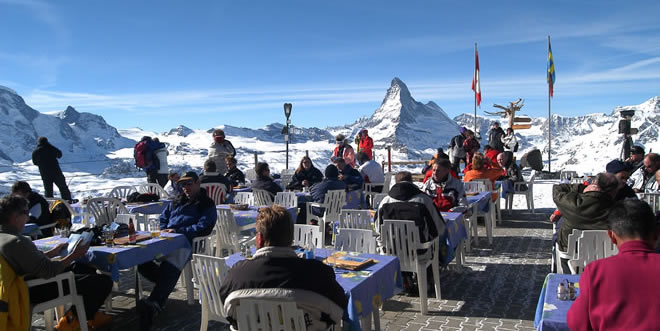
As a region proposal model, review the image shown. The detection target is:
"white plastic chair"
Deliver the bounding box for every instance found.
[107,185,137,200]
[293,224,323,248]
[560,170,578,181]
[505,170,536,214]
[571,177,587,184]
[363,182,384,208]
[280,173,295,190]
[86,197,129,226]
[213,208,242,257]
[252,189,274,206]
[471,178,501,226]
[338,209,372,230]
[233,192,254,205]
[191,254,230,331]
[181,235,213,305]
[137,183,169,199]
[305,190,345,246]
[201,183,227,205]
[235,298,307,331]
[274,192,298,208]
[568,230,617,274]
[639,193,660,211]
[381,220,441,314]
[463,183,494,245]
[27,272,89,331]
[334,228,377,254]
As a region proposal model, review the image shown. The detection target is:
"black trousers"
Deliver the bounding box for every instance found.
[28,264,112,320]
[137,260,182,308]
[41,172,72,201]
[147,173,169,187]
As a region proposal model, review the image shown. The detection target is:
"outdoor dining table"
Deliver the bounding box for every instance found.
[225,248,402,331]
[439,212,468,268]
[534,273,580,331]
[466,191,491,213]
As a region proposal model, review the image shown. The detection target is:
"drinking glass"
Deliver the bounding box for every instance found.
[149,219,160,238]
[103,229,114,247]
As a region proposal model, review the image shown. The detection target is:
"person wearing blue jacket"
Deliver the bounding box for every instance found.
[137,171,217,330]
[335,157,364,191]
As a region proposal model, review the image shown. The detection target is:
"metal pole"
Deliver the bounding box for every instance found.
[285,122,289,170]
[548,35,552,173]
[474,42,478,135]
[254,151,258,169]
[387,146,392,172]
[306,150,309,158]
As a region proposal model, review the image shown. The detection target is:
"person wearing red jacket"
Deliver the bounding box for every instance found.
[567,199,660,331]
[462,130,480,167]
[359,129,374,160]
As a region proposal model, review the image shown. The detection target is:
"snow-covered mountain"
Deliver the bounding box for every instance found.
[454,96,660,174]
[1,80,659,197]
[0,86,134,166]
[332,78,460,159]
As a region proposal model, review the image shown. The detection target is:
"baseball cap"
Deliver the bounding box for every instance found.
[178,171,199,182]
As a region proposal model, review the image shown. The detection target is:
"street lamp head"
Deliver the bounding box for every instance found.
[283,103,292,119]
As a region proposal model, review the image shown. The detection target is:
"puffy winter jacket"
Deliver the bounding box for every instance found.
[287,167,323,191]
[359,135,374,160]
[159,188,217,242]
[31,141,64,177]
[332,143,356,168]
[208,140,236,175]
[488,127,505,152]
[449,134,466,158]
[0,255,29,331]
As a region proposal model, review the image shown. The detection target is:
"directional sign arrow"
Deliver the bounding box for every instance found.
[512,124,532,130]
[513,117,532,123]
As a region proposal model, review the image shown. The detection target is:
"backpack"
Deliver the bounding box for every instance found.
[134,139,154,171]
[49,200,72,229]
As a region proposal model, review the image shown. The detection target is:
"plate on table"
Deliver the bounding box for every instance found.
[229,204,249,210]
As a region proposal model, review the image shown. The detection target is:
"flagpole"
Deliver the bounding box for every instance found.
[474,42,477,134]
[548,35,552,173]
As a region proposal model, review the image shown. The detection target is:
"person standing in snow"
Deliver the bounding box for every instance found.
[501,128,518,153]
[31,137,72,201]
[487,122,506,153]
[331,134,356,168]
[150,138,169,187]
[449,127,467,173]
[359,129,374,161]
[462,130,480,168]
[208,129,236,175]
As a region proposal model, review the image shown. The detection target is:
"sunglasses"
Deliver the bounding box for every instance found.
[180,181,195,187]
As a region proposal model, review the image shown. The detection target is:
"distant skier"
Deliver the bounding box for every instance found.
[208,129,236,175]
[31,136,72,201]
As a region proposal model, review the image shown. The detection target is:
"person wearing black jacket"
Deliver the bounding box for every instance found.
[10,181,53,236]
[487,122,505,152]
[335,158,363,192]
[219,205,347,330]
[287,156,323,191]
[224,155,245,187]
[251,162,283,197]
[605,160,637,201]
[31,137,72,200]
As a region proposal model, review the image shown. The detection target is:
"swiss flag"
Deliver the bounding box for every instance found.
[472,47,481,107]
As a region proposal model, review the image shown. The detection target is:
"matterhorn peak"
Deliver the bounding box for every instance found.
[383,77,413,104]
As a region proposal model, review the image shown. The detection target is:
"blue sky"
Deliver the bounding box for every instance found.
[1,1,659,132]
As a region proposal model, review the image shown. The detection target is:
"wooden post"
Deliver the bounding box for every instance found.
[387,146,392,172]
[254,151,258,169]
[306,150,309,158]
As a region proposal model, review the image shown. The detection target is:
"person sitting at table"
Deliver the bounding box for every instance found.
[137,171,217,330]
[567,199,660,331]
[251,162,283,197]
[464,153,503,201]
[199,158,233,194]
[334,157,363,192]
[0,194,113,330]
[10,181,53,236]
[224,155,245,187]
[496,152,524,200]
[286,156,323,191]
[553,173,619,273]
[164,170,183,198]
[358,152,385,188]
[420,159,468,213]
[219,205,347,330]
[375,171,444,294]
[304,165,348,225]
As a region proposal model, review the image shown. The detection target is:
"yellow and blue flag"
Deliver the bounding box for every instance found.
[547,38,555,97]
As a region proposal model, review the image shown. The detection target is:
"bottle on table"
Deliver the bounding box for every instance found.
[128,218,137,244]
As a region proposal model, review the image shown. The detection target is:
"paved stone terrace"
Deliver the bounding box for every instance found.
[33,208,554,331]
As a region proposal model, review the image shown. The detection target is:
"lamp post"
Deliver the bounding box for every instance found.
[283,103,292,170]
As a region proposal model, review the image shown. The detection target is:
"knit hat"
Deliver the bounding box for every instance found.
[335,134,345,142]
[324,165,339,179]
[605,160,632,174]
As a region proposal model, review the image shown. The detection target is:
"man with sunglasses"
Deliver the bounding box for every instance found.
[137,171,217,330]
[631,153,660,193]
